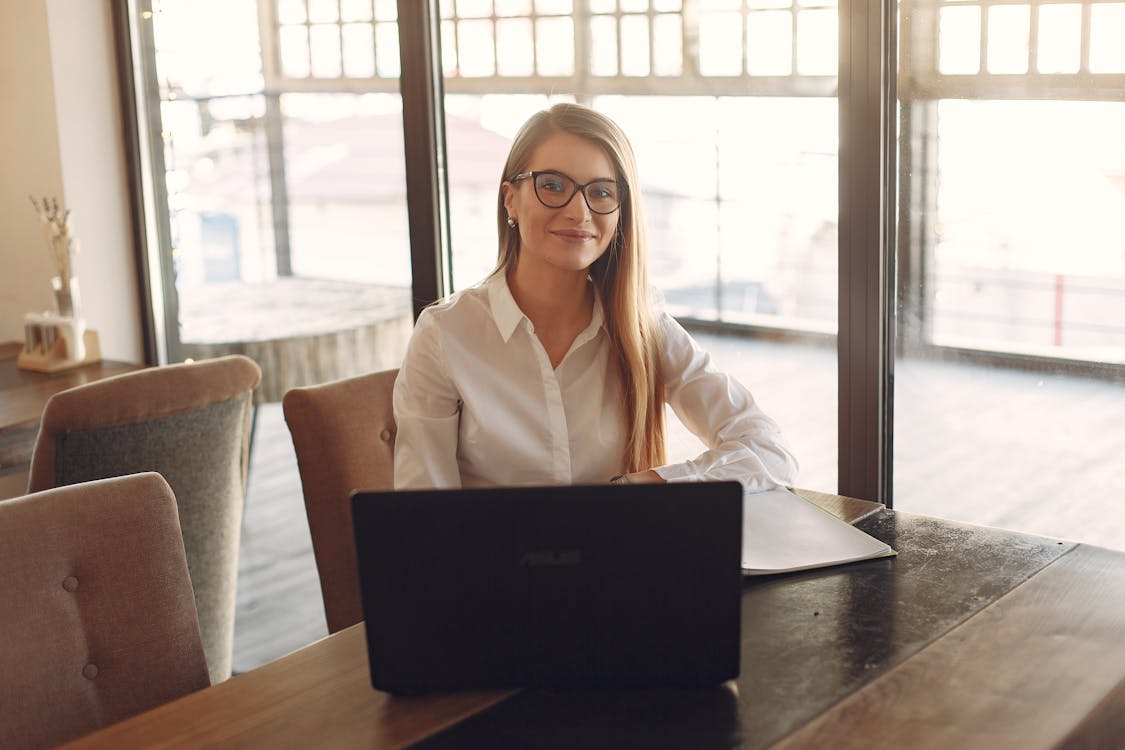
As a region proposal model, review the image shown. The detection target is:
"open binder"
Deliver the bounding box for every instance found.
[742,488,896,575]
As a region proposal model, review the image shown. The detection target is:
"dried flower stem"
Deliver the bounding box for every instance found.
[29,195,78,287]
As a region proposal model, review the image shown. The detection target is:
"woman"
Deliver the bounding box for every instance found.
[393,103,797,491]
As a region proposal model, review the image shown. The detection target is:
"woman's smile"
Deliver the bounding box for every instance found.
[550,228,597,243]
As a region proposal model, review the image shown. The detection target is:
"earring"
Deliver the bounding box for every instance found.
[507,217,517,228]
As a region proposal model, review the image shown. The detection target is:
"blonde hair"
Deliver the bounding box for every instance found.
[493,103,666,473]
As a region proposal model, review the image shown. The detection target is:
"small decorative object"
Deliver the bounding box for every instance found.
[18,196,100,372]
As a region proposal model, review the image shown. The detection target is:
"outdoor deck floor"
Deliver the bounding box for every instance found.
[233,330,1124,673]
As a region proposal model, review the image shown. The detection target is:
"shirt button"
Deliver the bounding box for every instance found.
[380,429,393,442]
[83,664,99,679]
[62,576,79,592]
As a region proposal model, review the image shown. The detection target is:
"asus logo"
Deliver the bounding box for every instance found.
[517,550,582,567]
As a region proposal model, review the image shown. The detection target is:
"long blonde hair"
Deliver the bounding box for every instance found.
[493,103,666,473]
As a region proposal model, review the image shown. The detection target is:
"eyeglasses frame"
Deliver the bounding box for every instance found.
[512,170,627,215]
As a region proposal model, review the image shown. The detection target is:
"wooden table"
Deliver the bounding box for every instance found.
[0,342,143,478]
[58,491,1125,749]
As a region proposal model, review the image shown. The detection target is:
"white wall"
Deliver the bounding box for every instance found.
[0,0,142,363]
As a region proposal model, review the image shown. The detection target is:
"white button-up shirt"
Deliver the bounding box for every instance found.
[393,274,798,491]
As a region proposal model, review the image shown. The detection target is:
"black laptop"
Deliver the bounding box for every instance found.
[350,482,744,695]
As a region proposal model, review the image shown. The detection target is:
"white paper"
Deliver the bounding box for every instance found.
[742,488,894,575]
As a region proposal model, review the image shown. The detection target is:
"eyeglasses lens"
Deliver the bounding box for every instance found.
[533,173,621,214]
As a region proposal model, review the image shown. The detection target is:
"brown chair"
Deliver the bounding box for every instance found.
[27,355,261,683]
[0,473,210,750]
[282,368,398,634]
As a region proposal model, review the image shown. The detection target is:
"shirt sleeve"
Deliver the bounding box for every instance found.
[392,310,464,489]
[651,313,800,491]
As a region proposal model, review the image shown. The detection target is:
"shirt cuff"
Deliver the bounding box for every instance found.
[652,463,700,483]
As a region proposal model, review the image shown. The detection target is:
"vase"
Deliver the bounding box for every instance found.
[51,275,81,319]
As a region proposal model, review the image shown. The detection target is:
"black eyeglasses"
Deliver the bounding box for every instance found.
[513,170,626,215]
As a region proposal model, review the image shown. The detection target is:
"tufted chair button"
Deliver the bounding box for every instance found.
[62,576,79,592]
[83,664,99,679]
[380,429,393,442]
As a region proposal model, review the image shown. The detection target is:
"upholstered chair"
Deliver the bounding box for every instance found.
[282,368,397,633]
[27,354,261,683]
[0,473,210,750]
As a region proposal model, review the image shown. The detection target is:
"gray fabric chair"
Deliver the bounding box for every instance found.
[0,473,210,750]
[282,368,397,634]
[27,354,261,683]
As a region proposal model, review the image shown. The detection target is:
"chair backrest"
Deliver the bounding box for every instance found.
[27,354,261,683]
[0,473,210,750]
[282,368,398,633]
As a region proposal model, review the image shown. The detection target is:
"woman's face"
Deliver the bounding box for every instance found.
[502,130,621,277]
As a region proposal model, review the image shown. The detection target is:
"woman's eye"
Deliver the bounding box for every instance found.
[540,179,565,192]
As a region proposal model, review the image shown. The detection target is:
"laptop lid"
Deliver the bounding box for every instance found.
[350,482,744,695]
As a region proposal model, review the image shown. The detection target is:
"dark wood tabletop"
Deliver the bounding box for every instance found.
[0,342,143,476]
[56,491,1125,749]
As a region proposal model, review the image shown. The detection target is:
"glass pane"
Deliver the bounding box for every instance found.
[796,8,836,75]
[939,6,981,75]
[307,0,339,22]
[342,24,376,78]
[1089,3,1125,73]
[986,5,1029,74]
[496,19,535,76]
[1036,4,1081,74]
[620,15,651,76]
[375,22,401,77]
[590,16,620,76]
[341,0,373,22]
[277,0,307,24]
[458,20,497,76]
[441,20,459,75]
[699,12,744,75]
[457,0,493,18]
[309,24,342,78]
[535,18,575,75]
[748,11,793,75]
[898,0,1125,551]
[279,25,311,78]
[652,14,683,76]
[535,0,573,13]
[496,0,533,15]
[374,0,397,21]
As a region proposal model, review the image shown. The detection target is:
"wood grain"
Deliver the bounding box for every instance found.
[57,624,516,750]
[770,544,1125,750]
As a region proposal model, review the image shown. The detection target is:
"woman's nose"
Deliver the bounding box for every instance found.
[562,190,592,220]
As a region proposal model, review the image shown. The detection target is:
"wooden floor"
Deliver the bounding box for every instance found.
[232,331,1125,673]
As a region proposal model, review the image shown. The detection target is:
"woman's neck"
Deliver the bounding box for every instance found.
[507,263,593,334]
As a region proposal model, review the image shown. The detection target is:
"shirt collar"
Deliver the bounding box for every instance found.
[486,272,607,344]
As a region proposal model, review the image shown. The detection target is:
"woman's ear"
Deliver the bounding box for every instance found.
[501,181,516,220]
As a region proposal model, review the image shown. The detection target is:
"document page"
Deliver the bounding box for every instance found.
[742,488,895,575]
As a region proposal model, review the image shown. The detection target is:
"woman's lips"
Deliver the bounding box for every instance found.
[551,229,595,241]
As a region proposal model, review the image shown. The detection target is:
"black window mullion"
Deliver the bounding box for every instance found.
[838,0,896,504]
[398,0,452,319]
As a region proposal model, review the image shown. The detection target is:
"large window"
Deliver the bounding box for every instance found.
[125,0,1124,549]
[132,0,413,390]
[894,0,1125,548]
[435,0,842,491]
